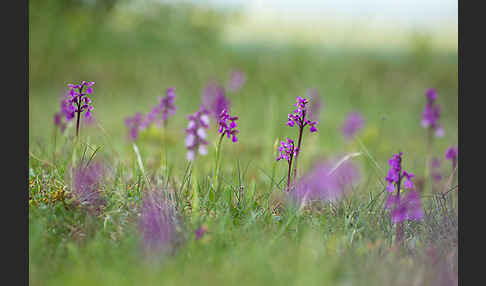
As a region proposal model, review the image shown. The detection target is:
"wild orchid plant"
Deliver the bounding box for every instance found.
[278,96,318,191]
[212,109,239,191]
[276,138,296,192]
[384,152,423,244]
[65,81,95,137]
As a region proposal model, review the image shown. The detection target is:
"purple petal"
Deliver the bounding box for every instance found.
[403,179,414,189]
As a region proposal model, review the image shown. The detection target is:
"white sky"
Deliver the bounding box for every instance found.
[192,0,457,31]
[137,0,458,50]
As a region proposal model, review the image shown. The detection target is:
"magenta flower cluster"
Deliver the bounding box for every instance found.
[185,106,211,161]
[421,88,444,137]
[276,137,296,191]
[57,81,96,136]
[67,81,95,119]
[276,138,295,163]
[287,96,318,133]
[385,152,415,192]
[218,109,239,142]
[445,146,458,168]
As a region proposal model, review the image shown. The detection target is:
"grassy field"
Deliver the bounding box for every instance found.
[29,1,458,285]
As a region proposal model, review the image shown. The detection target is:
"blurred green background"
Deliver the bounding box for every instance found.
[29,0,458,164]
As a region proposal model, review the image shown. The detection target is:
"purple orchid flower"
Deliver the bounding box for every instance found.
[276,138,296,191]
[384,152,422,244]
[421,88,444,138]
[185,106,211,161]
[285,95,319,184]
[218,109,239,143]
[66,81,95,137]
[445,146,458,169]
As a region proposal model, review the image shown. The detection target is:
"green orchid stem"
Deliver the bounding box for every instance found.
[75,109,81,137]
[212,133,225,195]
[292,125,304,184]
[395,174,404,246]
[71,137,83,175]
[160,126,168,172]
[286,153,294,192]
[424,128,433,193]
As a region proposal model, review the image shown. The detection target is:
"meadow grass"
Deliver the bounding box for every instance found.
[29,1,458,285]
